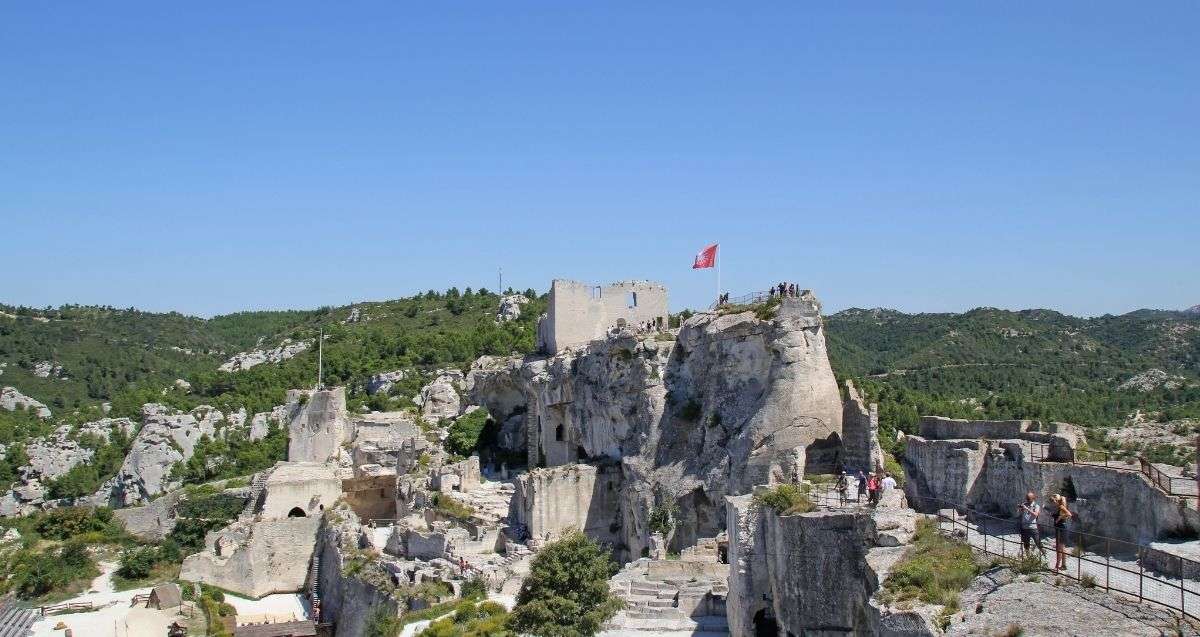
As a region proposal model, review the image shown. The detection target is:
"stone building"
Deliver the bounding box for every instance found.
[536,279,668,353]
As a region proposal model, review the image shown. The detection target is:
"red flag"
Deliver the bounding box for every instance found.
[692,243,718,269]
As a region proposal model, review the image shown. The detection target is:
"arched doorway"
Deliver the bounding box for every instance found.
[288,507,307,518]
[753,608,779,637]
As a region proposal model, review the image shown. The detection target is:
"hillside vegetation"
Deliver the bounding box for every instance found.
[825,307,1200,451]
[4,295,1199,468]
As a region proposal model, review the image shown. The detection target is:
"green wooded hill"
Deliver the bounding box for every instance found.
[3,296,1198,446]
[825,307,1200,446]
[0,287,545,423]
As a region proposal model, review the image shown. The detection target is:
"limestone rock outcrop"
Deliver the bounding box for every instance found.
[471,292,843,558]
[496,294,529,322]
[98,404,224,506]
[31,361,65,379]
[416,370,464,420]
[1118,368,1186,392]
[287,388,352,464]
[366,369,410,395]
[1,386,51,418]
[219,339,310,372]
[726,494,880,636]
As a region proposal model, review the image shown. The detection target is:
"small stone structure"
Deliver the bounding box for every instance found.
[536,279,668,353]
[254,462,341,520]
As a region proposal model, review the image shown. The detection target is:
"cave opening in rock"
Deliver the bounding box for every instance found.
[753,608,779,637]
[288,507,307,518]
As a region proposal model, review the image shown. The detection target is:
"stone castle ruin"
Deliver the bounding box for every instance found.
[536,279,669,353]
[71,277,1200,637]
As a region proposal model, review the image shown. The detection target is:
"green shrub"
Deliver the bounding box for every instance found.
[883,519,979,608]
[117,546,160,580]
[509,530,622,637]
[445,409,493,458]
[430,493,474,520]
[753,484,816,515]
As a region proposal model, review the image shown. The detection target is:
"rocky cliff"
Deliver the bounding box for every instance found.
[471,293,843,558]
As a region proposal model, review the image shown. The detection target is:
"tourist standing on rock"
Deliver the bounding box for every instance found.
[835,471,849,505]
[881,473,897,503]
[1051,494,1073,571]
[867,472,881,506]
[856,470,868,502]
[1017,491,1045,559]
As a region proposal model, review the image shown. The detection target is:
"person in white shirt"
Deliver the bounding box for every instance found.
[881,473,897,492]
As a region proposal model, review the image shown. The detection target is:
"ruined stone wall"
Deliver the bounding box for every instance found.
[919,416,1032,441]
[287,388,352,464]
[258,462,342,520]
[536,279,668,353]
[341,474,397,521]
[180,516,321,598]
[841,380,883,474]
[511,463,623,549]
[725,494,879,637]
[904,436,1200,546]
[317,512,401,637]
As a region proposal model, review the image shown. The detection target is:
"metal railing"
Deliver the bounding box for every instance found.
[930,496,1200,622]
[1022,441,1197,500]
[1141,459,1200,499]
[709,290,774,310]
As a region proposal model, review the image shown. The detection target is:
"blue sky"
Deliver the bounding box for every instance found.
[2,3,1197,317]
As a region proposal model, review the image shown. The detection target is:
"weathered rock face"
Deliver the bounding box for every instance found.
[511,463,623,548]
[24,427,86,478]
[99,404,224,506]
[287,388,352,464]
[842,380,883,474]
[366,369,410,396]
[725,494,879,636]
[1,386,51,418]
[218,339,310,372]
[415,370,464,420]
[945,567,1199,636]
[318,509,402,637]
[471,292,843,558]
[179,516,321,598]
[496,294,529,322]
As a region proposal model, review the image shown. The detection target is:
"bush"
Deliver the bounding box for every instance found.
[33,507,118,541]
[445,409,493,459]
[883,519,979,607]
[6,539,99,599]
[509,530,623,637]
[753,484,816,515]
[430,493,474,520]
[117,546,160,580]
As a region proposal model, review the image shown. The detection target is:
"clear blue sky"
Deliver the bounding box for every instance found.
[3,3,1197,317]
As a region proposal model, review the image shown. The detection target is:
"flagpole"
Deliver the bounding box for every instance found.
[716,244,721,305]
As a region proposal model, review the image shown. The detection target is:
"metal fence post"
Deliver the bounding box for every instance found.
[1076,529,1081,580]
[1139,547,1145,602]
[1182,555,1186,616]
[1106,538,1110,591]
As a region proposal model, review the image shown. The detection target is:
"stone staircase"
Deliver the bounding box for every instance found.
[607,559,729,634]
[240,473,268,518]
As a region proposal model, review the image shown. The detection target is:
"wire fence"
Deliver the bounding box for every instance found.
[803,480,1200,622]
[708,290,773,310]
[1023,441,1197,499]
[924,495,1200,622]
